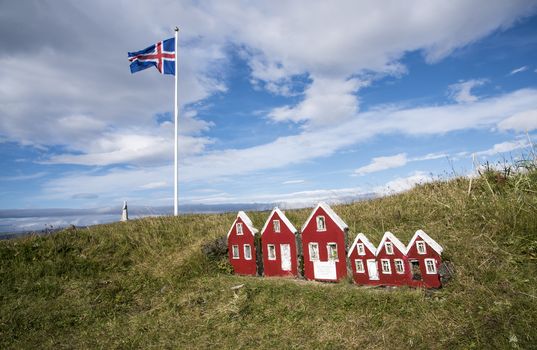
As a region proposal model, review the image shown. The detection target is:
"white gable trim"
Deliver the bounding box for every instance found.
[347,233,377,258]
[376,231,406,256]
[260,207,297,236]
[301,202,348,232]
[226,211,258,239]
[406,229,443,255]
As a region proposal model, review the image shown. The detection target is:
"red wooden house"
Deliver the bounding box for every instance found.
[227,211,259,276]
[405,229,443,288]
[301,202,348,282]
[347,233,380,285]
[260,207,299,277]
[376,231,410,286]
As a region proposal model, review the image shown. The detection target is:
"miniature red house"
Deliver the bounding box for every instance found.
[260,207,299,277]
[227,211,259,276]
[301,202,348,282]
[376,231,410,286]
[405,229,443,288]
[347,233,381,285]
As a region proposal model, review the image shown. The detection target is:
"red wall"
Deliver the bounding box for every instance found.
[376,239,411,286]
[348,242,381,286]
[406,241,442,288]
[227,217,257,276]
[301,207,347,281]
[261,212,298,277]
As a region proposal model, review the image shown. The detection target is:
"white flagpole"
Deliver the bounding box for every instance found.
[174,27,179,216]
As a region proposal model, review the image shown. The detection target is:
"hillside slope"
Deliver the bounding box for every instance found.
[1,167,536,349]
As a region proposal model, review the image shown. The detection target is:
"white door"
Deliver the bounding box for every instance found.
[367,259,379,280]
[280,244,291,271]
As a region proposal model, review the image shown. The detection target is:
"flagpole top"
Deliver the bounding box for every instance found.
[175,26,179,32]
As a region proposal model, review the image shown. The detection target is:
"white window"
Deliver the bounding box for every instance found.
[417,241,426,255]
[244,244,252,260]
[425,259,437,274]
[357,243,365,256]
[394,259,405,274]
[236,223,243,235]
[232,245,239,259]
[381,259,391,274]
[354,259,365,273]
[385,242,394,255]
[316,216,326,231]
[327,243,338,261]
[309,242,319,261]
[267,244,276,260]
[273,220,281,233]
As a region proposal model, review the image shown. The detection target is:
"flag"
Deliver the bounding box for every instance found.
[128,38,175,75]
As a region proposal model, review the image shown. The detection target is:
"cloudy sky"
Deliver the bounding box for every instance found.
[1,0,537,212]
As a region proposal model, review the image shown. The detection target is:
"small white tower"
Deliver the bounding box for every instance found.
[121,201,128,222]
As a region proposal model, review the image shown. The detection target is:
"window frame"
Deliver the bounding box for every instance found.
[385,242,394,255]
[273,219,281,233]
[327,242,338,262]
[425,258,437,274]
[354,259,365,273]
[236,222,243,235]
[394,259,405,274]
[232,244,240,259]
[357,243,365,256]
[308,242,320,261]
[244,244,252,260]
[316,215,326,232]
[381,259,392,274]
[416,241,427,255]
[267,244,276,260]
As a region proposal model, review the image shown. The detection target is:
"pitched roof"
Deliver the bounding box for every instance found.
[301,202,348,232]
[226,211,258,238]
[406,229,443,255]
[260,207,297,235]
[347,233,377,258]
[376,231,406,256]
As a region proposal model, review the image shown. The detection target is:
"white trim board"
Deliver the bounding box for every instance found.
[260,207,297,235]
[301,202,348,232]
[347,233,377,258]
[226,211,259,239]
[406,229,443,255]
[376,231,406,256]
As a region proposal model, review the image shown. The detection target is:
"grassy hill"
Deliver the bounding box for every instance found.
[1,165,536,349]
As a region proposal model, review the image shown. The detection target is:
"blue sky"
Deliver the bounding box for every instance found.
[1,1,537,214]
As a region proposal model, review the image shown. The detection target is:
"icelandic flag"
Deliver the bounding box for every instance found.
[128,38,175,75]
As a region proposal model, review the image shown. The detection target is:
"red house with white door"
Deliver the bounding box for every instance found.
[406,229,443,288]
[260,207,299,277]
[227,211,259,276]
[301,202,348,282]
[348,233,380,285]
[376,231,410,286]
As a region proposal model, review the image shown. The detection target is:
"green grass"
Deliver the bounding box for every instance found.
[1,165,536,349]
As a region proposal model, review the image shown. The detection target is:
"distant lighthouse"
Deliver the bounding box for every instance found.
[121,201,128,222]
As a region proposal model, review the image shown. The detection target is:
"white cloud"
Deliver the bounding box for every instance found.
[354,153,408,175]
[140,181,168,190]
[0,172,48,181]
[475,139,529,157]
[2,0,535,151]
[509,65,528,75]
[498,109,537,131]
[34,88,537,196]
[353,151,448,176]
[282,180,305,185]
[268,77,364,127]
[374,171,434,195]
[43,123,212,166]
[447,79,487,103]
